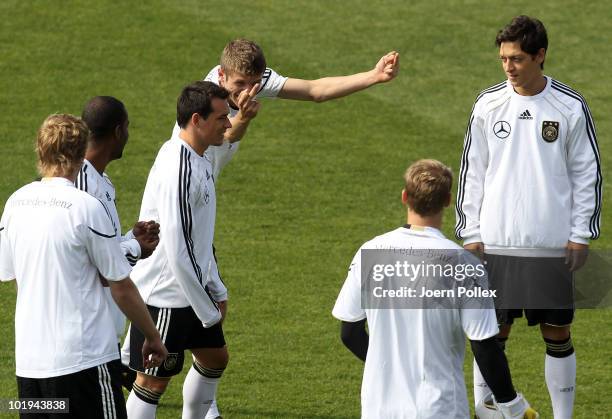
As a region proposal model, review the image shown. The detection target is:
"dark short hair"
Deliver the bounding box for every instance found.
[496,16,548,69]
[176,81,229,129]
[81,96,127,140]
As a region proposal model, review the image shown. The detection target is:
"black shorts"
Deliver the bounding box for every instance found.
[485,253,575,327]
[16,360,126,419]
[129,305,225,377]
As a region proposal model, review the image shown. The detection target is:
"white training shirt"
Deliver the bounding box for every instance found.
[455,77,602,255]
[0,178,131,378]
[170,65,288,301]
[76,159,142,340]
[130,133,221,327]
[332,226,498,419]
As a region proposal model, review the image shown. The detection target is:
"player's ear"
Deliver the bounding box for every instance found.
[535,48,546,65]
[444,192,452,208]
[401,189,408,205]
[190,112,200,127]
[218,68,226,85]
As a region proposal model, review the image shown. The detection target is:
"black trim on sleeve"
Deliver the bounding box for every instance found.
[88,226,117,238]
[179,147,218,308]
[211,244,225,285]
[470,337,516,403]
[455,82,507,240]
[257,68,272,94]
[550,80,602,239]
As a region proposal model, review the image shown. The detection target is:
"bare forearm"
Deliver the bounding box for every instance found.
[310,70,378,102]
[110,278,159,340]
[224,115,253,143]
[279,71,378,103]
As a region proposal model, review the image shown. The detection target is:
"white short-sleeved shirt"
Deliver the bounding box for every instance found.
[332,226,498,419]
[0,178,131,378]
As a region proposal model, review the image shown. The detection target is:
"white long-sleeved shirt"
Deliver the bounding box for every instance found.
[130,134,221,327]
[455,77,602,256]
[171,65,288,301]
[76,159,141,340]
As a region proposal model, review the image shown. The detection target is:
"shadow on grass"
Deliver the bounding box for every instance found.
[160,403,357,419]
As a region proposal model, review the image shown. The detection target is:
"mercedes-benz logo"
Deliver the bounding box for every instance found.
[493,121,511,139]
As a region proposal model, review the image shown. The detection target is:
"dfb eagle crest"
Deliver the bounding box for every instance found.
[542,121,559,142]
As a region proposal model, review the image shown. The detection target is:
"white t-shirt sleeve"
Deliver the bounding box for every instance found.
[120,237,141,266]
[0,211,15,281]
[332,249,366,322]
[81,199,132,282]
[458,253,498,340]
[256,68,288,98]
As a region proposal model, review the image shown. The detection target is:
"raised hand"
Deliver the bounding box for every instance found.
[236,83,261,121]
[373,51,400,83]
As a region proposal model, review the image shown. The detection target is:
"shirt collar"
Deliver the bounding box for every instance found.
[401,224,446,239]
[40,177,75,187]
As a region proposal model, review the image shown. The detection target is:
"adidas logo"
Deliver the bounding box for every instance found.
[519,109,533,120]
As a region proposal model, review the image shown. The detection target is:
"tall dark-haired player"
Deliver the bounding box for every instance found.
[125,81,232,419]
[456,16,601,418]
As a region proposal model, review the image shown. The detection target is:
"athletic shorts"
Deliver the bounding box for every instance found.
[485,253,574,327]
[17,360,126,419]
[129,305,225,377]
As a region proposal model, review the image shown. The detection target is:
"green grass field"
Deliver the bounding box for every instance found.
[1,1,611,417]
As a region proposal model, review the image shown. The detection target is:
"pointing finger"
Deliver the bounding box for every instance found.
[248,83,260,99]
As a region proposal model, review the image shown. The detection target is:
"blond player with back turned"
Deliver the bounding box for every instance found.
[0,114,167,419]
[333,159,538,418]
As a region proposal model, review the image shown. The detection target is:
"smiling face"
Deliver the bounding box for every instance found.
[499,41,545,94]
[195,97,232,147]
[218,68,262,108]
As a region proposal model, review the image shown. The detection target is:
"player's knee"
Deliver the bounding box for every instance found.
[193,358,226,380]
[193,346,229,369]
[540,324,570,340]
[497,324,512,339]
[135,373,171,394]
[541,325,573,357]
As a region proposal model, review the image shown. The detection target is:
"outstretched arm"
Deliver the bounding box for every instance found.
[278,51,399,102]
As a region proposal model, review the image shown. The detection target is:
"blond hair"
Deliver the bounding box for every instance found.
[220,38,266,76]
[36,114,89,177]
[404,159,453,216]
